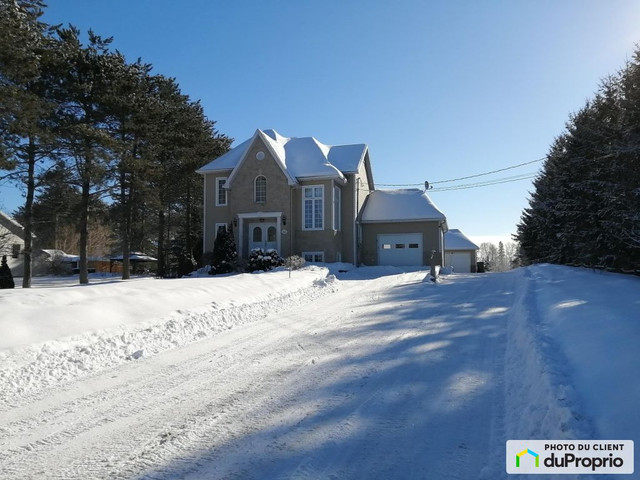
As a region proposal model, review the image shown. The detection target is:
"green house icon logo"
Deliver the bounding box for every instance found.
[516,448,539,468]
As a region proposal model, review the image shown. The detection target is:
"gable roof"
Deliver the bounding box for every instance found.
[196,129,368,185]
[361,189,447,227]
[445,229,479,251]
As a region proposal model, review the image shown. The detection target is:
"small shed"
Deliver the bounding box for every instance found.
[444,229,479,273]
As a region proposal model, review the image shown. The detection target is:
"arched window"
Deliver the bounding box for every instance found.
[254,176,266,203]
[267,226,276,242]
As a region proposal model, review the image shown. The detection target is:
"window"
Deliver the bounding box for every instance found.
[395,244,405,249]
[254,176,266,203]
[216,177,227,206]
[382,243,392,250]
[303,185,323,230]
[12,244,21,259]
[267,226,276,242]
[409,243,419,249]
[333,186,341,231]
[303,251,324,263]
[215,223,227,239]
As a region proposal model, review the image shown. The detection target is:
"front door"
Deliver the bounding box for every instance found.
[249,222,277,253]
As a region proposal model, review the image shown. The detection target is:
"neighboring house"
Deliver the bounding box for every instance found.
[197,129,448,266]
[109,252,157,274]
[444,229,479,273]
[41,249,116,274]
[0,210,25,276]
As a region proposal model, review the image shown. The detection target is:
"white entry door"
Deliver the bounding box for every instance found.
[249,222,277,252]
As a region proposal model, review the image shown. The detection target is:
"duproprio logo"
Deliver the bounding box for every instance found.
[507,440,634,474]
[516,448,539,468]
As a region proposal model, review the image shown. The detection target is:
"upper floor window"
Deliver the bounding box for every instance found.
[255,175,266,203]
[303,185,323,230]
[216,177,227,206]
[12,244,21,259]
[333,185,341,231]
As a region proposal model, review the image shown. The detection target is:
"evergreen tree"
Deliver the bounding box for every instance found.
[52,27,118,284]
[102,56,153,279]
[516,48,640,272]
[0,255,15,289]
[210,225,237,274]
[0,0,58,287]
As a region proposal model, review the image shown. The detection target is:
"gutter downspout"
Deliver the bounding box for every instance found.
[202,174,207,255]
[441,222,446,267]
[354,176,359,266]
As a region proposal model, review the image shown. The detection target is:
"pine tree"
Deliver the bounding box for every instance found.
[52,27,118,284]
[0,0,58,287]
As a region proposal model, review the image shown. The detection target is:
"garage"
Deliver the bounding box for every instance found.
[377,233,423,266]
[444,229,479,273]
[446,251,472,273]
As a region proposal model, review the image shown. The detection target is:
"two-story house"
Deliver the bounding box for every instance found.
[197,129,448,266]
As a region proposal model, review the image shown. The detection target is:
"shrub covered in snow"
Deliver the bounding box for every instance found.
[284,255,306,270]
[248,248,284,272]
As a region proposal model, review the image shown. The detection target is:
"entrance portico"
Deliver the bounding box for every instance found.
[237,212,284,257]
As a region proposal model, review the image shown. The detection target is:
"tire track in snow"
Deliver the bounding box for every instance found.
[0,274,337,410]
[2,270,515,479]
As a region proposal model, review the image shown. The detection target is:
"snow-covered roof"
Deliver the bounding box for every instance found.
[42,249,80,262]
[110,252,157,262]
[0,210,25,238]
[196,129,367,183]
[361,189,447,224]
[444,229,479,251]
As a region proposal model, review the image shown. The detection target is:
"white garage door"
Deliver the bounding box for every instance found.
[447,252,471,273]
[378,233,423,266]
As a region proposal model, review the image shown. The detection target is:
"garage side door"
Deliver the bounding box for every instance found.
[377,233,423,266]
[447,252,471,273]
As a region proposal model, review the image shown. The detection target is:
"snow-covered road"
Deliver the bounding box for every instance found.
[3,265,638,479]
[1,270,515,479]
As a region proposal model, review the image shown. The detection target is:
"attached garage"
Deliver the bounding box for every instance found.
[360,189,448,267]
[378,233,423,266]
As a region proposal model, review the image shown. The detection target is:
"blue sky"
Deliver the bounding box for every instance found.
[2,1,639,243]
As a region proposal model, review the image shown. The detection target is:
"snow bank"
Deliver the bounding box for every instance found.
[530,264,640,441]
[504,268,594,442]
[0,267,336,405]
[505,264,639,443]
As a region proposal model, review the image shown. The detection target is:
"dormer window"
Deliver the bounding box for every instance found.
[254,175,266,203]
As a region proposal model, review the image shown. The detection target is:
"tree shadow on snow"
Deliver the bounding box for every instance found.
[134,273,516,480]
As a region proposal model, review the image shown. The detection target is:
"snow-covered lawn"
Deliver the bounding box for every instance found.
[0,265,637,479]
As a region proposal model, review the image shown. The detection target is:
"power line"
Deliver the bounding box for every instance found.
[430,158,545,184]
[429,172,537,192]
[376,157,545,187]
